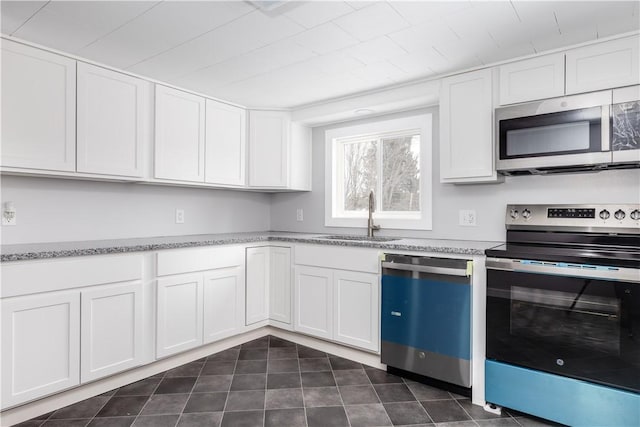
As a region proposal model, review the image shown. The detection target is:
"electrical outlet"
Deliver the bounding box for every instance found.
[296,208,304,222]
[2,201,16,226]
[175,209,185,224]
[459,209,477,226]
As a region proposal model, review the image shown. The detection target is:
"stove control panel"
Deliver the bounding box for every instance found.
[505,204,640,233]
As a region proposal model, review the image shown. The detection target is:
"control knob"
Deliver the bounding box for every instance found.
[614,209,626,220]
[522,209,531,220]
[509,208,519,219]
[631,209,640,221]
[599,209,610,220]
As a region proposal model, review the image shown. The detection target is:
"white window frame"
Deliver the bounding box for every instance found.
[324,114,432,230]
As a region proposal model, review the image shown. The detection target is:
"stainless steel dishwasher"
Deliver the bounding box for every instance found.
[381,254,472,388]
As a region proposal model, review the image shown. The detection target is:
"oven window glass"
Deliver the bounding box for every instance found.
[486,269,639,393]
[499,107,602,159]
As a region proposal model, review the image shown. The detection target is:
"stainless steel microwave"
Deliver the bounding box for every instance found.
[495,87,640,175]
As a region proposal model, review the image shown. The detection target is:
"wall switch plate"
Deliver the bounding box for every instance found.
[296,208,304,222]
[459,209,476,226]
[175,209,185,224]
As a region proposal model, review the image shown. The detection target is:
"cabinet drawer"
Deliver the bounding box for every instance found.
[1,254,143,298]
[156,245,244,276]
[294,244,379,273]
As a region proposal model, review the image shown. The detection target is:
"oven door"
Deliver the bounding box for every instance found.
[495,90,612,172]
[486,258,640,393]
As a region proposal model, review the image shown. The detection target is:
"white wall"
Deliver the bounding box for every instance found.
[1,176,272,244]
[270,107,640,243]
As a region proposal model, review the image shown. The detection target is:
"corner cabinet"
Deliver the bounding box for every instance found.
[245,246,293,326]
[1,39,76,172]
[248,111,312,190]
[440,68,500,183]
[77,63,151,178]
[154,85,205,183]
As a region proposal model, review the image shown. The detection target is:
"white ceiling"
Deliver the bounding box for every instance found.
[2,0,638,109]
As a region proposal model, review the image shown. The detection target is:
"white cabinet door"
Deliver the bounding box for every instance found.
[333,270,379,352]
[1,291,80,409]
[566,36,640,95]
[245,247,270,325]
[248,110,290,188]
[289,123,312,191]
[294,266,333,340]
[205,100,246,186]
[80,281,144,383]
[440,68,498,183]
[156,274,203,358]
[155,85,205,182]
[269,247,291,324]
[203,266,244,343]
[77,63,150,178]
[499,53,565,105]
[1,40,76,172]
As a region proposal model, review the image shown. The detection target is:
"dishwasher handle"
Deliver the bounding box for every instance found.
[381,261,470,277]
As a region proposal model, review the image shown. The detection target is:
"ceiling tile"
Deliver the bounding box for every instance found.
[489,15,559,49]
[284,1,354,29]
[174,40,317,91]
[532,25,599,52]
[389,1,472,26]
[597,15,640,38]
[388,50,446,77]
[434,33,496,67]
[478,41,537,65]
[12,1,157,53]
[292,23,359,55]
[388,21,458,53]
[350,60,404,84]
[127,10,304,81]
[78,1,253,69]
[343,36,407,65]
[445,2,519,40]
[1,0,47,35]
[553,1,636,33]
[334,2,410,41]
[345,1,376,11]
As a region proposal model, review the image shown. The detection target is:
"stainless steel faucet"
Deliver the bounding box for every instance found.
[367,190,381,237]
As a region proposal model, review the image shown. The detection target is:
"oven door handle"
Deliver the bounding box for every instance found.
[486,258,640,283]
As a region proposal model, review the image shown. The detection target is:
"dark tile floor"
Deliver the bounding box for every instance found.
[17,336,560,427]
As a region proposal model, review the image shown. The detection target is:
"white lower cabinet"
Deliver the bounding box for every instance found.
[333,270,379,352]
[1,291,80,409]
[156,274,204,358]
[203,266,245,343]
[80,281,144,382]
[246,247,270,325]
[294,266,333,340]
[246,246,292,326]
[269,247,292,324]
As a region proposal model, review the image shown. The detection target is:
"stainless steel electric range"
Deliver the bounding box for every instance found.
[484,204,640,426]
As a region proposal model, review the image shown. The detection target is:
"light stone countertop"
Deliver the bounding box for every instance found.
[0,231,502,262]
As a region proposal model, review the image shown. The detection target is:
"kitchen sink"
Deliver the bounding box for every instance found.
[317,235,401,243]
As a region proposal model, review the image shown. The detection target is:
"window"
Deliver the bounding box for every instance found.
[325,114,432,230]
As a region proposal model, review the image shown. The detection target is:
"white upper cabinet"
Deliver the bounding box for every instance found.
[566,36,640,95]
[77,63,151,178]
[205,100,247,186]
[289,123,312,191]
[249,110,290,188]
[1,40,76,172]
[154,85,205,182]
[440,68,499,183]
[499,53,565,105]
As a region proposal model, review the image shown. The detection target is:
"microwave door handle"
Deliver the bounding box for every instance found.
[602,104,611,151]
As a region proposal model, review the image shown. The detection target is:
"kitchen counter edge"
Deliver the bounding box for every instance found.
[1,233,500,262]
